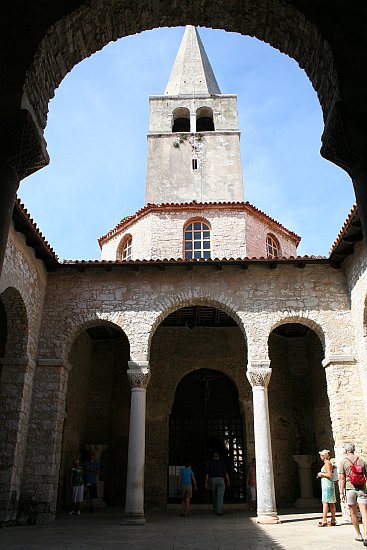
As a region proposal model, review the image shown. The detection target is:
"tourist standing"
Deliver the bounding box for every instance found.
[205,452,230,515]
[69,459,84,516]
[339,442,367,545]
[177,462,197,517]
[316,450,336,526]
[83,450,100,513]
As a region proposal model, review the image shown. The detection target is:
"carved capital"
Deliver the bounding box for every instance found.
[246,368,272,388]
[0,109,49,179]
[127,368,151,389]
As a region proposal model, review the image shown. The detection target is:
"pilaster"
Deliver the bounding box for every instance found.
[322,355,365,451]
[19,359,70,525]
[0,356,36,525]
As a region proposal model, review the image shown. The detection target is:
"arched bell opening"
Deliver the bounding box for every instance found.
[268,322,333,507]
[172,107,191,132]
[146,304,250,509]
[196,107,215,132]
[58,322,130,510]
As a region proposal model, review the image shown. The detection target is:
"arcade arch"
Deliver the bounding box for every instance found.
[268,322,333,506]
[24,2,338,137]
[145,303,251,508]
[58,320,131,508]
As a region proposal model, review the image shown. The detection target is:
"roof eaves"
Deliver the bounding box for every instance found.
[98,200,301,247]
[13,197,59,270]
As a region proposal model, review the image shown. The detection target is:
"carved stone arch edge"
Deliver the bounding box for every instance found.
[146,293,248,360]
[37,312,131,363]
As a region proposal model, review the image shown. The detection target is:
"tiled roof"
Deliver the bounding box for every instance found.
[12,197,59,269]
[98,201,301,247]
[61,256,326,268]
[329,204,362,266]
[330,204,358,254]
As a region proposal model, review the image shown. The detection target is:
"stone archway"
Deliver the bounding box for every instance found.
[169,368,246,504]
[145,303,251,508]
[59,320,131,511]
[268,322,333,507]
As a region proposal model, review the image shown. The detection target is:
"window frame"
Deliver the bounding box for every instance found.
[117,234,133,261]
[183,219,212,260]
[266,234,280,259]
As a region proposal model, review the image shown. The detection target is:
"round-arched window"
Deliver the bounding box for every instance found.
[117,235,132,261]
[266,234,280,259]
[184,220,211,259]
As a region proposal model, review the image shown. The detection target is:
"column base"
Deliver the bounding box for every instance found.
[256,512,280,524]
[121,513,146,526]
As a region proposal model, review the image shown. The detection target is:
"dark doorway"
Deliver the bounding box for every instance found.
[169,368,246,503]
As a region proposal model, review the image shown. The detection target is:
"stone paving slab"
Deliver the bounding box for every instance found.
[0,508,364,549]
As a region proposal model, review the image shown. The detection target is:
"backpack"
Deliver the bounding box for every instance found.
[348,457,366,486]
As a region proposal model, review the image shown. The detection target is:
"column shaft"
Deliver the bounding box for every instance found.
[247,366,279,524]
[124,388,147,522]
[123,362,150,525]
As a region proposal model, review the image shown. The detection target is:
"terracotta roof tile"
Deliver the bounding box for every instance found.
[98,201,301,247]
[62,256,325,265]
[13,197,59,263]
[329,204,358,255]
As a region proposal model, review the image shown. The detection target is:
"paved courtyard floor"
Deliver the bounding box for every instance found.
[0,507,364,549]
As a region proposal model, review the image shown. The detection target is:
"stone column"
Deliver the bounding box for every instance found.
[122,361,150,525]
[0,356,36,526]
[247,362,279,524]
[293,455,319,508]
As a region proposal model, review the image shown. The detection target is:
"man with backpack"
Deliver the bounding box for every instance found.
[339,442,367,545]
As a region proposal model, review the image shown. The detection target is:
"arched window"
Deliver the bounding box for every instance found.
[196,106,214,132]
[184,220,211,260]
[117,235,132,261]
[266,234,280,259]
[172,107,190,132]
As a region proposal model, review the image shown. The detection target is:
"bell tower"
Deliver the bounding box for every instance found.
[145,26,244,205]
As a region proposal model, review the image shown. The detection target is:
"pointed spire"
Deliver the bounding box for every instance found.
[164,26,221,96]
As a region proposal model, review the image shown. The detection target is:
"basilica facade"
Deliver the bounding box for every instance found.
[1,26,366,528]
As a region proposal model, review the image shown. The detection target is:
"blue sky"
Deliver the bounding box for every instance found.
[19,26,355,260]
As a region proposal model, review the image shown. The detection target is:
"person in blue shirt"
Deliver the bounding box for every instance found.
[177,462,197,517]
[83,450,100,513]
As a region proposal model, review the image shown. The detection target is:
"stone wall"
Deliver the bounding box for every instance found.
[145,131,244,204]
[0,224,48,525]
[100,206,298,261]
[343,241,367,444]
[0,223,47,358]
